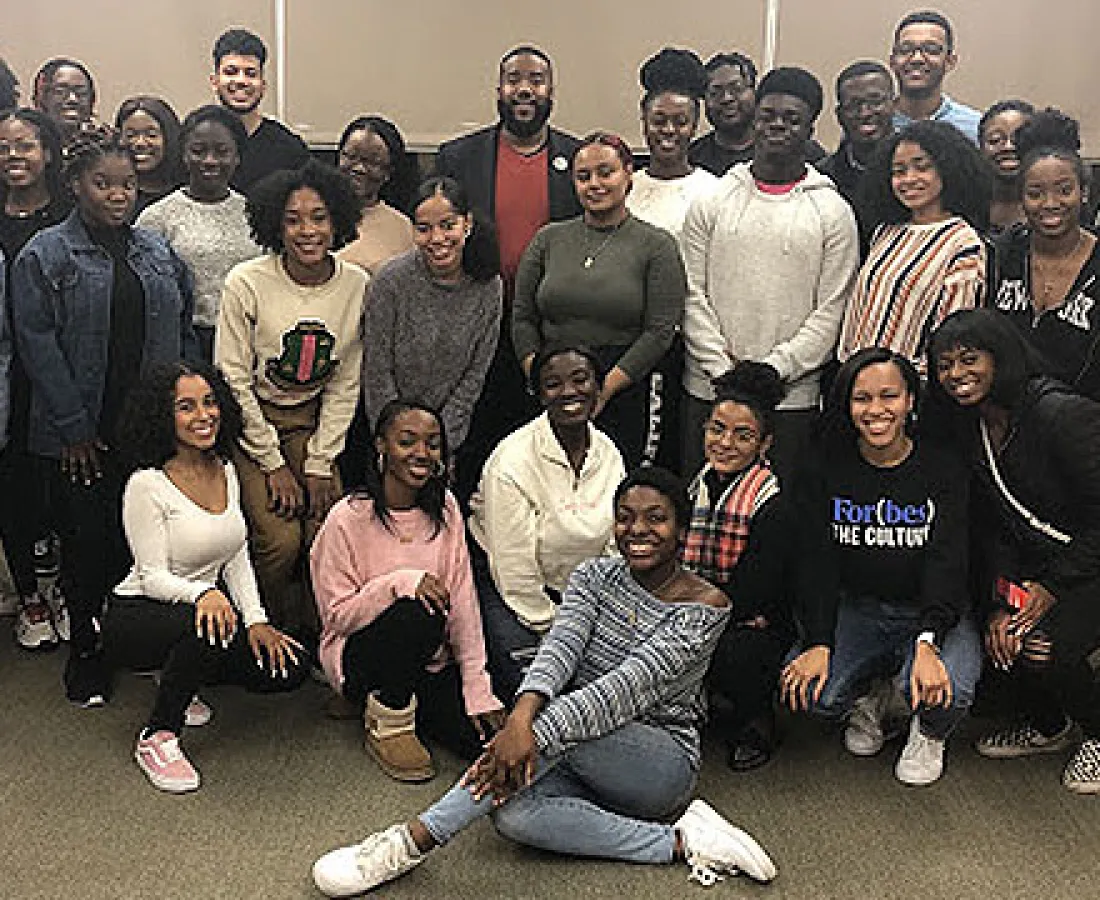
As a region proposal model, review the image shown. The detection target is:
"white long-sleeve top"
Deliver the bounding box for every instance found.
[680,163,859,407]
[114,462,268,627]
[468,413,625,631]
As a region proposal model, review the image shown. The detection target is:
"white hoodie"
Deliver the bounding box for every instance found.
[680,162,858,408]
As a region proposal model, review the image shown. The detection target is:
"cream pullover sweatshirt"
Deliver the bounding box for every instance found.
[681,163,858,407]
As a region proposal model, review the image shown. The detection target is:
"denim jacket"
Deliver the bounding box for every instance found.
[11,211,197,456]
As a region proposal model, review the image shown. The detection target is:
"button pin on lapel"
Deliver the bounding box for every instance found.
[552,155,569,172]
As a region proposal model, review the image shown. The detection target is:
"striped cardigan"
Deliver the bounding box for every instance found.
[838,217,986,366]
[523,557,730,770]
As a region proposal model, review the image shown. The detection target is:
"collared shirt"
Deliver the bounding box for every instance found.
[893,94,981,144]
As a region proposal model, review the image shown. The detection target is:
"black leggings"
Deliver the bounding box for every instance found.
[707,621,795,738]
[102,595,308,735]
[341,599,485,761]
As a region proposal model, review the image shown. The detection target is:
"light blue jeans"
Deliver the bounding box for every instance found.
[805,598,983,740]
[419,721,695,864]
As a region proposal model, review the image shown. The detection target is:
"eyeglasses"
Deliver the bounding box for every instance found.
[0,140,41,158]
[338,150,391,172]
[48,84,92,101]
[839,95,892,116]
[892,41,947,59]
[704,421,761,445]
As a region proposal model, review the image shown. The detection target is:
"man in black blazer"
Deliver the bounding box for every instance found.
[436,46,583,502]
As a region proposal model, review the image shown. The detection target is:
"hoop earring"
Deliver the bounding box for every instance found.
[433,460,447,478]
[377,451,386,473]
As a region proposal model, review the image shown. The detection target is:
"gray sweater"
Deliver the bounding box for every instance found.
[362,250,502,448]
[513,215,685,382]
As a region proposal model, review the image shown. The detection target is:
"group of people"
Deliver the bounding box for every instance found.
[2,7,1100,897]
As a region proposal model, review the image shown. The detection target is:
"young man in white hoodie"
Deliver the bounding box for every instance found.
[681,67,858,482]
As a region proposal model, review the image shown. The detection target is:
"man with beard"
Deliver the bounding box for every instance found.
[210,29,309,191]
[690,52,825,177]
[681,67,857,481]
[889,10,980,144]
[435,46,582,503]
[818,61,896,258]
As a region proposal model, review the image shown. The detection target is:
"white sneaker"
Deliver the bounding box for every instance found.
[42,583,70,642]
[674,798,777,886]
[313,824,423,898]
[185,695,213,728]
[844,681,893,756]
[895,716,945,786]
[15,600,59,650]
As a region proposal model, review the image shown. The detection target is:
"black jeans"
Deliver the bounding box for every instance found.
[51,451,131,655]
[707,620,796,738]
[103,594,308,735]
[341,599,485,761]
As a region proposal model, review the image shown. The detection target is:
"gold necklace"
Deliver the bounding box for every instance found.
[583,220,624,269]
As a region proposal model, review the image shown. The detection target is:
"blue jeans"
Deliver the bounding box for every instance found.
[806,598,982,740]
[419,721,694,863]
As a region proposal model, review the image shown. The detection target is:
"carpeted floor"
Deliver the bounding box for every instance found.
[2,631,1099,900]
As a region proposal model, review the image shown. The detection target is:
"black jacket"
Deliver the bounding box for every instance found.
[971,378,1100,601]
[435,124,583,223]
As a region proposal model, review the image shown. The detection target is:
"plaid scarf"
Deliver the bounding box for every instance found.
[680,461,779,584]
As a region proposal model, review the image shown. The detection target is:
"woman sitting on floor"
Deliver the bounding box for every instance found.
[311,400,504,783]
[682,362,792,771]
[107,361,306,794]
[781,348,981,787]
[469,343,625,702]
[313,467,776,898]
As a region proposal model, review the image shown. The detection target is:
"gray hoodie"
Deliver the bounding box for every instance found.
[680,162,858,408]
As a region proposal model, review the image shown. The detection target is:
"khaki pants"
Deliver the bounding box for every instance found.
[234,397,340,641]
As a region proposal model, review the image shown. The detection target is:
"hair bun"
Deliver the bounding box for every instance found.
[1015,107,1081,161]
[640,47,707,99]
[712,361,786,411]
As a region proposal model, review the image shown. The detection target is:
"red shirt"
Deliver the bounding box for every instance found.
[495,135,550,293]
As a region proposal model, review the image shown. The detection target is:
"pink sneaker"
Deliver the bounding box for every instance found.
[134,730,200,793]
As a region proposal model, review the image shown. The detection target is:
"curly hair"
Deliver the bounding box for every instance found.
[246,159,360,253]
[1014,107,1090,191]
[640,47,707,118]
[412,176,500,282]
[118,360,243,471]
[711,361,787,438]
[338,115,418,214]
[62,123,133,185]
[0,108,65,206]
[115,95,182,187]
[863,120,992,231]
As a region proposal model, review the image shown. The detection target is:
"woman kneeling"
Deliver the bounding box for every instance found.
[107,362,307,793]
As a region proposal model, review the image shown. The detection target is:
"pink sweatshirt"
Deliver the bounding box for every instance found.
[310,491,501,716]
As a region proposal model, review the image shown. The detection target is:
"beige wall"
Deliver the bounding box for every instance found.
[3,1,1098,154]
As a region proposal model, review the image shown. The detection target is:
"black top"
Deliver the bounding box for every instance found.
[0,198,71,272]
[231,117,310,192]
[435,124,583,225]
[88,223,146,443]
[968,378,1100,602]
[688,132,827,177]
[991,228,1100,401]
[817,140,876,260]
[795,437,969,646]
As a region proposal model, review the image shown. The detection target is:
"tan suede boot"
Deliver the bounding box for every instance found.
[364,693,435,782]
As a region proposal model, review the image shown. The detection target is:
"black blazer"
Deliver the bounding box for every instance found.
[435,125,583,224]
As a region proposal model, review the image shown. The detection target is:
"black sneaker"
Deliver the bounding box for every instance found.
[64,650,110,708]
